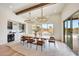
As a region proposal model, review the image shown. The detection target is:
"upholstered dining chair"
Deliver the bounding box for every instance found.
[48,37,55,46]
[21,36,28,45]
[34,39,45,51]
[26,38,35,48]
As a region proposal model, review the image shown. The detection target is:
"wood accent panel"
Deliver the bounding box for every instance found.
[15,3,50,15]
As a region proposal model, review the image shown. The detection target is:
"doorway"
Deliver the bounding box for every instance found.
[64,19,79,50]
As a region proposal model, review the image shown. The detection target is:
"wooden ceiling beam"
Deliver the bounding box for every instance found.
[15,3,50,15]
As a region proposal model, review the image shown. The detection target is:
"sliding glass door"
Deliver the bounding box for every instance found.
[64,19,79,50]
[72,20,79,52]
[64,20,73,49]
[64,19,79,52]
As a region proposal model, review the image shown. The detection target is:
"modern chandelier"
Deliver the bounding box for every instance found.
[36,7,48,24]
[25,7,48,24]
[24,12,35,23]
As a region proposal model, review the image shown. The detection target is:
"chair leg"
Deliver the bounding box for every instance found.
[54,42,55,45]
[23,41,24,45]
[36,45,38,50]
[54,42,56,46]
[49,42,50,47]
[44,44,45,48]
[27,43,28,47]
[20,41,22,44]
[41,46,43,51]
[30,43,32,48]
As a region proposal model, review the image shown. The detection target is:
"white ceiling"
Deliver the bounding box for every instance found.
[71,11,79,18]
[0,3,39,12]
[17,3,65,20]
[0,3,66,21]
[9,3,39,12]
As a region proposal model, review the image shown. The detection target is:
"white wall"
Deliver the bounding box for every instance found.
[47,14,62,41]
[0,5,26,44]
[28,23,32,34]
[61,3,79,20]
[0,6,7,44]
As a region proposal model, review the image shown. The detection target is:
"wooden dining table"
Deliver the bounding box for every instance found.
[21,36,46,51]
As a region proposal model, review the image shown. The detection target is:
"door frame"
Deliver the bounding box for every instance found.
[63,19,73,49]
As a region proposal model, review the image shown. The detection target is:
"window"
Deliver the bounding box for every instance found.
[32,23,53,34]
[73,20,78,28]
[32,23,53,38]
[48,24,53,29]
[42,24,48,29]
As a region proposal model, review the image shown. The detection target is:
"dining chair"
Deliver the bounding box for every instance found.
[48,37,55,46]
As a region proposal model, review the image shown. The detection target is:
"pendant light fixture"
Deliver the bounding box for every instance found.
[24,12,34,23]
[36,7,48,24]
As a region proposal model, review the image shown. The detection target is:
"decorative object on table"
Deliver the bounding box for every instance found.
[48,26,53,37]
[33,25,41,37]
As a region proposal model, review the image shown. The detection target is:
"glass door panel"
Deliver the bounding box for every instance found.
[64,19,79,50]
[67,20,73,49]
[64,20,73,49]
[72,20,79,52]
[64,21,67,43]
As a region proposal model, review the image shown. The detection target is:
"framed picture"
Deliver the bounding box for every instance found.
[7,21,13,29]
[19,23,25,33]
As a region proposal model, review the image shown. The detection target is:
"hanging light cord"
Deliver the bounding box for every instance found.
[41,7,43,17]
[29,12,31,20]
